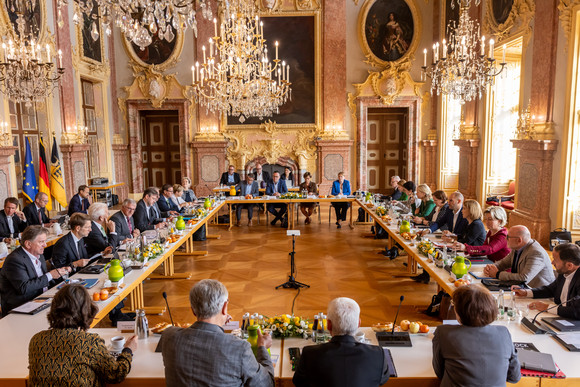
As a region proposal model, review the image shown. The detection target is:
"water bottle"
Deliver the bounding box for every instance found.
[135,309,149,339]
[507,290,517,321]
[312,314,319,342]
[497,290,505,320]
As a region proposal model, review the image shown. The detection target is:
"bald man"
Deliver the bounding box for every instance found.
[483,225,555,288]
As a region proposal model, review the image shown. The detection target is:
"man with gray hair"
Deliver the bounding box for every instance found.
[84,202,119,257]
[484,225,555,288]
[110,198,140,241]
[162,280,275,386]
[293,297,389,387]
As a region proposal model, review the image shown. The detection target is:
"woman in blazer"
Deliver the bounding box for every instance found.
[433,285,521,387]
[458,199,486,246]
[29,284,138,386]
[331,172,351,228]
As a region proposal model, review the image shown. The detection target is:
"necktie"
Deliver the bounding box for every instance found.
[100,226,107,238]
[127,216,133,233]
[38,209,43,224]
[511,250,520,273]
[76,240,82,258]
[81,197,85,212]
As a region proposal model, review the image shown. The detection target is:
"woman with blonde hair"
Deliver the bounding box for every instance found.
[454,206,510,262]
[411,184,435,218]
[457,199,486,246]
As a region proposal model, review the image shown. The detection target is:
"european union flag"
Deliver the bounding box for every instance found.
[23,136,38,203]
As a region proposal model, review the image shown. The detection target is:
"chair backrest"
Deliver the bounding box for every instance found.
[508,181,516,195]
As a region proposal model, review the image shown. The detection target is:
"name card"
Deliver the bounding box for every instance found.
[117,321,135,332]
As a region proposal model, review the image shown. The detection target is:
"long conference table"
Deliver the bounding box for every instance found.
[1,199,579,386]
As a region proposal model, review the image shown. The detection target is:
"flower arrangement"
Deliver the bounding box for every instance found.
[280,193,300,199]
[417,240,435,257]
[261,314,310,338]
[375,206,387,216]
[142,242,164,260]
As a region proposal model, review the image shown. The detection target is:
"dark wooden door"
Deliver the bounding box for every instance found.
[367,108,407,194]
[141,112,181,188]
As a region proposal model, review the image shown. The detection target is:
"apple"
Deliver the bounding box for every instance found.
[409,321,420,334]
[400,320,410,331]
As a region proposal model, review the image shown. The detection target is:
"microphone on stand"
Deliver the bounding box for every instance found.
[391,295,404,334]
[377,295,412,347]
[162,291,175,326]
[521,295,580,334]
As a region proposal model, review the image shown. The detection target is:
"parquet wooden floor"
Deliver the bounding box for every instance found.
[108,203,443,328]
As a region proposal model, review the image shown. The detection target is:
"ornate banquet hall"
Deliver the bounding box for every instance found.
[0,0,580,385]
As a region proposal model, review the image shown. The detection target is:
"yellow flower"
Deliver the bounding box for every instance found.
[268,318,274,324]
[308,323,313,330]
[294,317,300,324]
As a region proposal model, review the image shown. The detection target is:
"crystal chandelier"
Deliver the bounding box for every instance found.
[421,0,506,104]
[0,14,64,107]
[190,0,291,122]
[57,0,212,50]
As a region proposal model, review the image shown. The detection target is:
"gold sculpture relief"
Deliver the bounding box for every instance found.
[347,66,424,119]
[483,0,535,42]
[559,0,580,46]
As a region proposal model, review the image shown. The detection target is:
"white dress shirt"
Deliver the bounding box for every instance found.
[22,247,52,291]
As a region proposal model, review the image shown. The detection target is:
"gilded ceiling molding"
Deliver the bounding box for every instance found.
[483,0,535,42]
[347,66,425,119]
[559,0,580,46]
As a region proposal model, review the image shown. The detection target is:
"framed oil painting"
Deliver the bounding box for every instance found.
[81,4,102,63]
[359,0,419,66]
[491,0,514,25]
[3,0,43,40]
[226,15,317,126]
[123,23,183,71]
[443,0,460,39]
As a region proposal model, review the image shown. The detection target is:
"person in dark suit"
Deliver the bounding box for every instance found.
[134,187,169,232]
[484,225,555,288]
[23,192,54,227]
[157,184,182,214]
[236,173,260,226]
[427,191,468,236]
[514,243,580,319]
[265,171,288,227]
[457,199,486,246]
[0,197,27,242]
[111,199,140,241]
[293,297,389,387]
[84,202,120,257]
[51,213,92,271]
[220,165,241,186]
[253,163,271,188]
[67,185,91,215]
[433,285,521,387]
[0,226,70,316]
[281,166,294,187]
[161,280,274,387]
[331,172,351,229]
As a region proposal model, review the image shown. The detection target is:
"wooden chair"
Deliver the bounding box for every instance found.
[486,181,515,209]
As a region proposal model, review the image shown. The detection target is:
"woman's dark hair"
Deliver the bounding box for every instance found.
[47,284,98,331]
[453,285,497,327]
[432,190,448,203]
[402,181,416,192]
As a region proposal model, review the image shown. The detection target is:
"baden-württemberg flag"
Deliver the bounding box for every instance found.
[22,137,38,203]
[38,137,52,211]
[50,136,67,207]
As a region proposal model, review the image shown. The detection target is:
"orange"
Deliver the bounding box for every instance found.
[92,292,101,302]
[100,289,109,300]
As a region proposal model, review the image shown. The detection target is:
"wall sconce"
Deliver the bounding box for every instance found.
[0,121,11,146]
[515,100,535,140]
[323,123,346,138]
[63,122,88,144]
[198,125,220,137]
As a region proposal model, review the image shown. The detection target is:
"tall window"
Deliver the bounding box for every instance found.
[438,96,461,192]
[9,101,40,199]
[81,79,99,177]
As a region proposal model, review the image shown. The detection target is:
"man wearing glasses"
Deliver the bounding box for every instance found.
[157,184,182,214]
[111,198,141,242]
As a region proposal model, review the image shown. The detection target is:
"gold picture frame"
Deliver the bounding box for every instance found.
[358,0,421,68]
[122,28,184,73]
[0,0,48,43]
[483,0,535,41]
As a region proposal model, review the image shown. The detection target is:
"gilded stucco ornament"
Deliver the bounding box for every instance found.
[559,0,580,46]
[483,0,535,42]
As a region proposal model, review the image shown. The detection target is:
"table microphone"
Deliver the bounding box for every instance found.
[521,295,580,334]
[531,295,580,324]
[391,295,404,334]
[162,292,175,326]
[376,295,412,347]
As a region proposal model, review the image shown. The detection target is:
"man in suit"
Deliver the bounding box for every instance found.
[0,226,70,316]
[514,243,580,319]
[0,197,27,242]
[253,163,271,188]
[236,173,260,227]
[111,198,140,241]
[134,187,170,232]
[23,192,55,227]
[484,225,555,288]
[84,202,120,257]
[157,184,182,214]
[67,185,91,215]
[161,279,274,387]
[220,165,241,186]
[265,171,288,227]
[428,191,468,236]
[51,213,91,271]
[331,172,352,229]
[293,297,389,387]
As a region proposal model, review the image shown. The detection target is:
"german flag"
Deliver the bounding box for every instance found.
[38,137,52,211]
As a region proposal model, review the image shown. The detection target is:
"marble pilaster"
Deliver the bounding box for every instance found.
[421,140,438,191]
[509,139,559,247]
[60,144,90,200]
[453,139,479,199]
[190,140,228,196]
[0,146,17,201]
[112,144,130,200]
[316,139,353,194]
[53,0,76,129]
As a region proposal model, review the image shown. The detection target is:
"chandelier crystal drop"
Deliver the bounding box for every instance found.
[0,14,64,107]
[190,0,291,122]
[421,0,506,104]
[57,0,212,50]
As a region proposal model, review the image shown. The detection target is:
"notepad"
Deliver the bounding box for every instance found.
[11,297,52,315]
[517,349,558,374]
